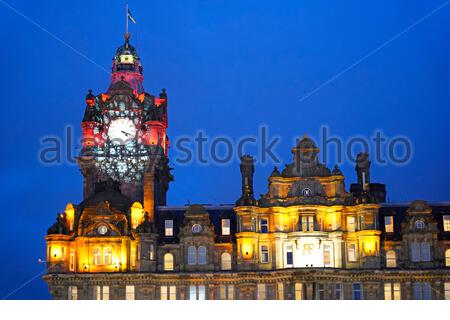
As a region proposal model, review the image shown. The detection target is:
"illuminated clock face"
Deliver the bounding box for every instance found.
[192,224,203,234]
[97,225,108,235]
[107,118,137,145]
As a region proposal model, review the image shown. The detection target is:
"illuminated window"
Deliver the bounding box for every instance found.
[221,252,232,270]
[386,250,397,268]
[198,246,207,265]
[445,249,450,267]
[301,215,314,231]
[347,216,356,232]
[348,243,357,262]
[359,215,365,230]
[189,285,206,300]
[260,219,268,233]
[161,286,177,300]
[295,283,303,300]
[323,244,332,267]
[187,246,197,265]
[68,286,77,300]
[384,283,401,300]
[93,247,102,265]
[164,220,173,236]
[445,283,450,300]
[69,249,75,271]
[413,283,431,300]
[164,253,174,271]
[103,247,112,265]
[443,215,450,231]
[219,285,234,300]
[260,245,269,263]
[286,245,293,267]
[221,219,230,235]
[316,284,325,300]
[335,283,343,300]
[415,220,425,230]
[149,244,155,260]
[352,283,362,300]
[277,282,284,300]
[384,216,394,233]
[257,284,266,300]
[125,285,135,300]
[94,286,109,300]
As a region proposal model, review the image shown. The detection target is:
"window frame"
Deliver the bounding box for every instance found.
[352,283,363,300]
[260,219,268,233]
[220,252,232,270]
[384,216,394,233]
[221,218,231,235]
[163,253,174,271]
[164,219,174,236]
[260,245,269,263]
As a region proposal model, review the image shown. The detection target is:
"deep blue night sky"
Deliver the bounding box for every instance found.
[0,0,449,299]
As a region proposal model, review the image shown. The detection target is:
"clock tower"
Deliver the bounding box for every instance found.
[78,33,173,221]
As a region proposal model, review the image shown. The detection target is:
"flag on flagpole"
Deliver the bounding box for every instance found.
[127,9,137,24]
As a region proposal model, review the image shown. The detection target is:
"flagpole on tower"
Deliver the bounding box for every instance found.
[125,2,129,40]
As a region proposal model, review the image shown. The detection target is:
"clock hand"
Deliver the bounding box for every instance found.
[121,130,133,137]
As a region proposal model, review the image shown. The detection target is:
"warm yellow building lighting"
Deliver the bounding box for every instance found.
[131,202,144,229]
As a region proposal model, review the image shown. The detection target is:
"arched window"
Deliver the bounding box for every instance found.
[221,252,232,270]
[198,246,207,265]
[93,247,102,265]
[187,246,197,265]
[415,220,425,230]
[103,247,112,265]
[386,250,397,268]
[445,249,450,267]
[164,253,174,271]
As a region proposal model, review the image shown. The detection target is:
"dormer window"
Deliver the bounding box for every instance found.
[415,220,425,230]
[165,220,174,236]
[384,216,394,233]
[221,219,230,235]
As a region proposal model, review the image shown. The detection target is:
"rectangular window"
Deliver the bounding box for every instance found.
[286,245,293,267]
[445,282,450,300]
[384,283,401,300]
[277,282,284,300]
[260,219,268,233]
[149,244,154,260]
[443,215,450,232]
[316,284,325,300]
[323,244,332,267]
[257,284,266,300]
[125,285,135,300]
[384,216,394,233]
[420,242,431,261]
[347,216,356,232]
[352,283,362,300]
[221,219,230,235]
[94,286,109,300]
[295,283,303,300]
[102,286,109,300]
[69,250,75,271]
[68,286,77,300]
[169,286,176,300]
[359,215,365,230]
[411,243,420,262]
[164,220,173,236]
[189,286,205,300]
[161,286,167,300]
[413,283,431,300]
[260,245,269,263]
[301,215,314,231]
[219,285,234,300]
[161,286,176,300]
[335,283,343,300]
[348,244,357,262]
